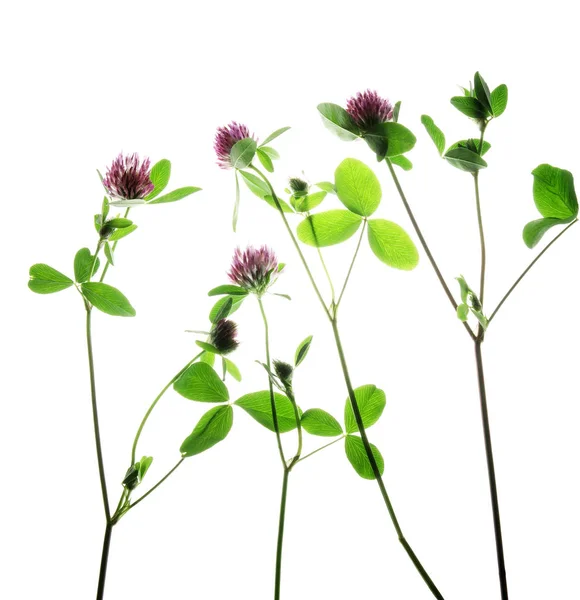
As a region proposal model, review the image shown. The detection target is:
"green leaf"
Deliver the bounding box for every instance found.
[230,138,257,169]
[490,84,508,117]
[180,405,234,457]
[263,194,295,213]
[138,456,153,480]
[420,115,446,156]
[447,139,491,156]
[472,309,488,330]
[147,186,201,204]
[393,101,401,123]
[456,275,469,304]
[259,146,280,160]
[257,148,274,173]
[196,340,220,354]
[261,127,290,145]
[473,72,493,114]
[101,196,110,220]
[450,96,488,119]
[344,384,386,434]
[389,155,413,171]
[301,409,342,437]
[106,217,133,228]
[234,391,300,433]
[457,303,469,321]
[174,362,229,402]
[199,351,216,367]
[317,103,361,141]
[295,335,313,367]
[108,224,137,241]
[145,159,171,200]
[239,169,271,199]
[367,219,419,270]
[297,210,362,247]
[364,122,417,160]
[74,248,100,283]
[224,357,242,382]
[344,435,385,480]
[208,285,249,297]
[209,295,245,323]
[81,282,136,316]
[294,191,327,213]
[531,164,578,220]
[29,264,74,294]
[104,242,114,266]
[522,217,572,249]
[444,147,488,173]
[273,293,291,301]
[334,158,382,217]
[315,181,336,194]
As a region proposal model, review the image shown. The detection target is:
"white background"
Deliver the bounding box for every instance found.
[2,1,579,599]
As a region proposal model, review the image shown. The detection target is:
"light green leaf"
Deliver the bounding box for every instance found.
[199,351,216,367]
[393,101,401,123]
[224,357,242,382]
[74,248,100,283]
[344,384,386,434]
[145,159,171,200]
[138,456,153,480]
[81,282,136,316]
[261,127,290,145]
[522,217,572,249]
[301,409,342,437]
[263,194,294,213]
[180,405,234,457]
[208,285,249,297]
[367,219,419,270]
[108,224,137,241]
[230,138,257,169]
[106,217,133,228]
[104,242,114,266]
[239,169,270,199]
[259,146,280,160]
[294,191,327,213]
[317,103,361,141]
[29,264,74,294]
[531,164,578,220]
[490,84,508,117]
[147,186,201,204]
[390,155,413,171]
[457,303,469,321]
[209,295,245,323]
[344,435,385,480]
[234,391,300,433]
[257,148,274,173]
[315,182,336,194]
[335,158,382,217]
[295,335,313,367]
[196,341,220,354]
[420,115,446,156]
[444,147,488,173]
[297,210,362,247]
[174,362,229,402]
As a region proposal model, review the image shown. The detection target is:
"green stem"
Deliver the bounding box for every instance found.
[474,173,486,308]
[131,352,203,465]
[294,435,345,465]
[287,388,303,470]
[96,522,113,600]
[128,458,185,512]
[336,220,367,310]
[385,159,476,341]
[99,208,131,283]
[488,219,578,324]
[274,469,289,600]
[316,246,336,305]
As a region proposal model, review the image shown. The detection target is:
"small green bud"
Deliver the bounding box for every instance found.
[273,360,294,386]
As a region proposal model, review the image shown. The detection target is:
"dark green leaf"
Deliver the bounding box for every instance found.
[196,341,220,354]
[490,84,508,117]
[294,335,313,367]
[473,72,493,114]
[420,115,446,156]
[294,191,327,213]
[297,210,362,247]
[317,103,361,141]
[450,96,488,119]
[180,405,234,457]
[444,147,488,173]
[208,285,249,297]
[234,391,300,433]
[257,148,274,173]
[74,248,100,283]
[522,217,572,248]
[147,186,201,204]
[446,139,491,156]
[174,362,229,402]
[145,159,171,200]
[106,217,133,228]
[389,155,413,171]
[367,219,419,270]
[335,158,382,217]
[364,122,417,160]
[301,409,342,437]
[344,435,385,480]
[209,295,245,323]
[81,282,136,316]
[224,357,242,382]
[29,264,74,294]
[230,138,257,169]
[261,127,291,145]
[531,164,578,220]
[344,384,386,434]
[108,224,137,241]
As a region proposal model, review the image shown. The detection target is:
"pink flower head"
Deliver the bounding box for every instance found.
[102,153,154,200]
[228,245,280,295]
[346,90,394,130]
[214,122,255,169]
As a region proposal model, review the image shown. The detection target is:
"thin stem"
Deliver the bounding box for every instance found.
[128,458,185,512]
[316,246,336,305]
[250,166,331,320]
[131,352,203,464]
[385,159,476,341]
[96,523,113,600]
[488,219,578,324]
[294,435,345,465]
[86,308,111,522]
[287,388,303,470]
[257,296,286,467]
[336,220,367,309]
[474,173,486,307]
[474,341,508,600]
[99,208,131,283]
[274,469,289,600]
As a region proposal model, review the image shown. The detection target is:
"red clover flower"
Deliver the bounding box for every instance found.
[228,245,281,295]
[209,319,239,355]
[214,122,255,169]
[102,153,154,200]
[346,90,394,131]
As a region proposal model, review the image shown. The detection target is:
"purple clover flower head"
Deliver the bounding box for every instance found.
[209,319,239,355]
[214,122,255,169]
[102,153,154,200]
[346,90,394,131]
[228,245,280,295]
